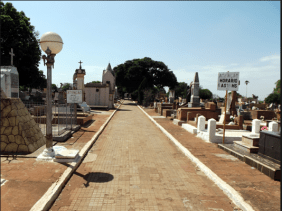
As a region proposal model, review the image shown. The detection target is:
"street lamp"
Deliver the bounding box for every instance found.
[245,80,249,102]
[40,32,63,158]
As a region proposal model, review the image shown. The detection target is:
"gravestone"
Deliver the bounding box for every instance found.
[207,118,216,142]
[188,72,200,107]
[252,119,261,134]
[0,66,19,98]
[186,82,192,103]
[169,90,175,103]
[259,130,280,163]
[197,115,206,133]
[269,122,278,132]
[57,90,65,104]
[54,92,59,102]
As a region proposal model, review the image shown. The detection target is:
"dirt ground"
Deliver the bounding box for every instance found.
[1,110,113,211]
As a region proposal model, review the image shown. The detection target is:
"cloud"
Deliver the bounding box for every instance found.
[260,54,280,62]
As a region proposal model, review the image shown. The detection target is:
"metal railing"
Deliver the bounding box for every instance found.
[23,102,76,136]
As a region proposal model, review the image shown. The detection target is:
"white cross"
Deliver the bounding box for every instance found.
[9,48,15,66]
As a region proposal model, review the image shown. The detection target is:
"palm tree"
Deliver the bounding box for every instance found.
[245,80,250,101]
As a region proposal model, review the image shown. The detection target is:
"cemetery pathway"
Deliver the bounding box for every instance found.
[49,100,236,211]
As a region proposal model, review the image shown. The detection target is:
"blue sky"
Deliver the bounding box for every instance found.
[4,1,280,100]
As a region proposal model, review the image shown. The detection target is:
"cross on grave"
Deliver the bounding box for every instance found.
[9,48,15,66]
[79,60,83,69]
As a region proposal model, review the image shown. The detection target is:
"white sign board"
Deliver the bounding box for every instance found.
[217,72,239,91]
[67,90,82,103]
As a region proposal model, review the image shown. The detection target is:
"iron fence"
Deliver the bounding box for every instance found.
[22,102,76,136]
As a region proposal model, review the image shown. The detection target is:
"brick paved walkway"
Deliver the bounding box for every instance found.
[50,101,237,211]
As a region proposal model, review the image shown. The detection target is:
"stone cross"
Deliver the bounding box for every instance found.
[79,60,83,69]
[9,48,15,66]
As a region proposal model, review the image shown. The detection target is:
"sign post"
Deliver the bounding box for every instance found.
[67,90,83,130]
[217,72,239,144]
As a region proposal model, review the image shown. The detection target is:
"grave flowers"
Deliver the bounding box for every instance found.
[230,115,234,122]
[261,126,268,131]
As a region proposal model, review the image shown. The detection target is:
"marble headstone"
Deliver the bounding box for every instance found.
[1,66,19,98]
[169,90,175,103]
[188,72,200,107]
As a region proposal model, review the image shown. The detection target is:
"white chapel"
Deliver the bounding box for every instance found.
[84,63,115,109]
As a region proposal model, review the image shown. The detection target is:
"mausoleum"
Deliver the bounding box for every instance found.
[85,63,115,109]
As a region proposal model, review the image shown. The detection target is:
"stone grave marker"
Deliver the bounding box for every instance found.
[58,90,65,104]
[188,72,200,107]
[169,90,175,103]
[197,115,206,133]
[252,119,261,134]
[0,66,19,98]
[208,118,216,142]
[269,122,278,132]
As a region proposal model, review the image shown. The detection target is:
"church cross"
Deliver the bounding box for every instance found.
[9,48,15,66]
[79,60,83,69]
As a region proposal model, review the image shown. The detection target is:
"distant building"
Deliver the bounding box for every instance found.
[85,63,115,109]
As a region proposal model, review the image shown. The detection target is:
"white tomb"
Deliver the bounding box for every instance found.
[1,66,19,98]
[269,121,279,132]
[197,116,206,133]
[251,119,261,134]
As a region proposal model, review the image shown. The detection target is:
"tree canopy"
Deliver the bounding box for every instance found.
[61,83,71,91]
[173,82,188,99]
[199,88,213,100]
[113,57,177,100]
[274,80,280,94]
[265,80,281,104]
[1,2,44,89]
[265,93,280,104]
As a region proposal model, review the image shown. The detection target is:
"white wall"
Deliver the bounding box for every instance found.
[102,71,115,92]
[85,87,110,106]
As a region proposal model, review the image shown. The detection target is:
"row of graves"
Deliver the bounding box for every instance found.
[1,56,96,156]
[152,72,281,180]
[1,49,120,162]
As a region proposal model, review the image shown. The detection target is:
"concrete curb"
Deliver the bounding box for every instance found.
[138,105,255,211]
[30,101,124,211]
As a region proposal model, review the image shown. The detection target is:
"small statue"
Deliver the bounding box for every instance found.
[186,82,192,103]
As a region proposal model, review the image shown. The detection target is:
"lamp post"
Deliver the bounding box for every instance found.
[73,80,78,125]
[245,80,249,102]
[40,32,63,157]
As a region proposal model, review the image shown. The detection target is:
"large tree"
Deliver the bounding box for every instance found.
[199,88,213,100]
[113,57,177,101]
[265,80,281,104]
[174,82,188,99]
[1,2,44,89]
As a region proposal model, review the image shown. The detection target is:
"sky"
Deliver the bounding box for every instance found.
[4,1,280,100]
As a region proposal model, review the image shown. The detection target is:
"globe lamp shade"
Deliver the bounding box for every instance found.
[40,32,63,54]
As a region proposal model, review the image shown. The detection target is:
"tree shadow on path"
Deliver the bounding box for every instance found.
[74,171,114,187]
